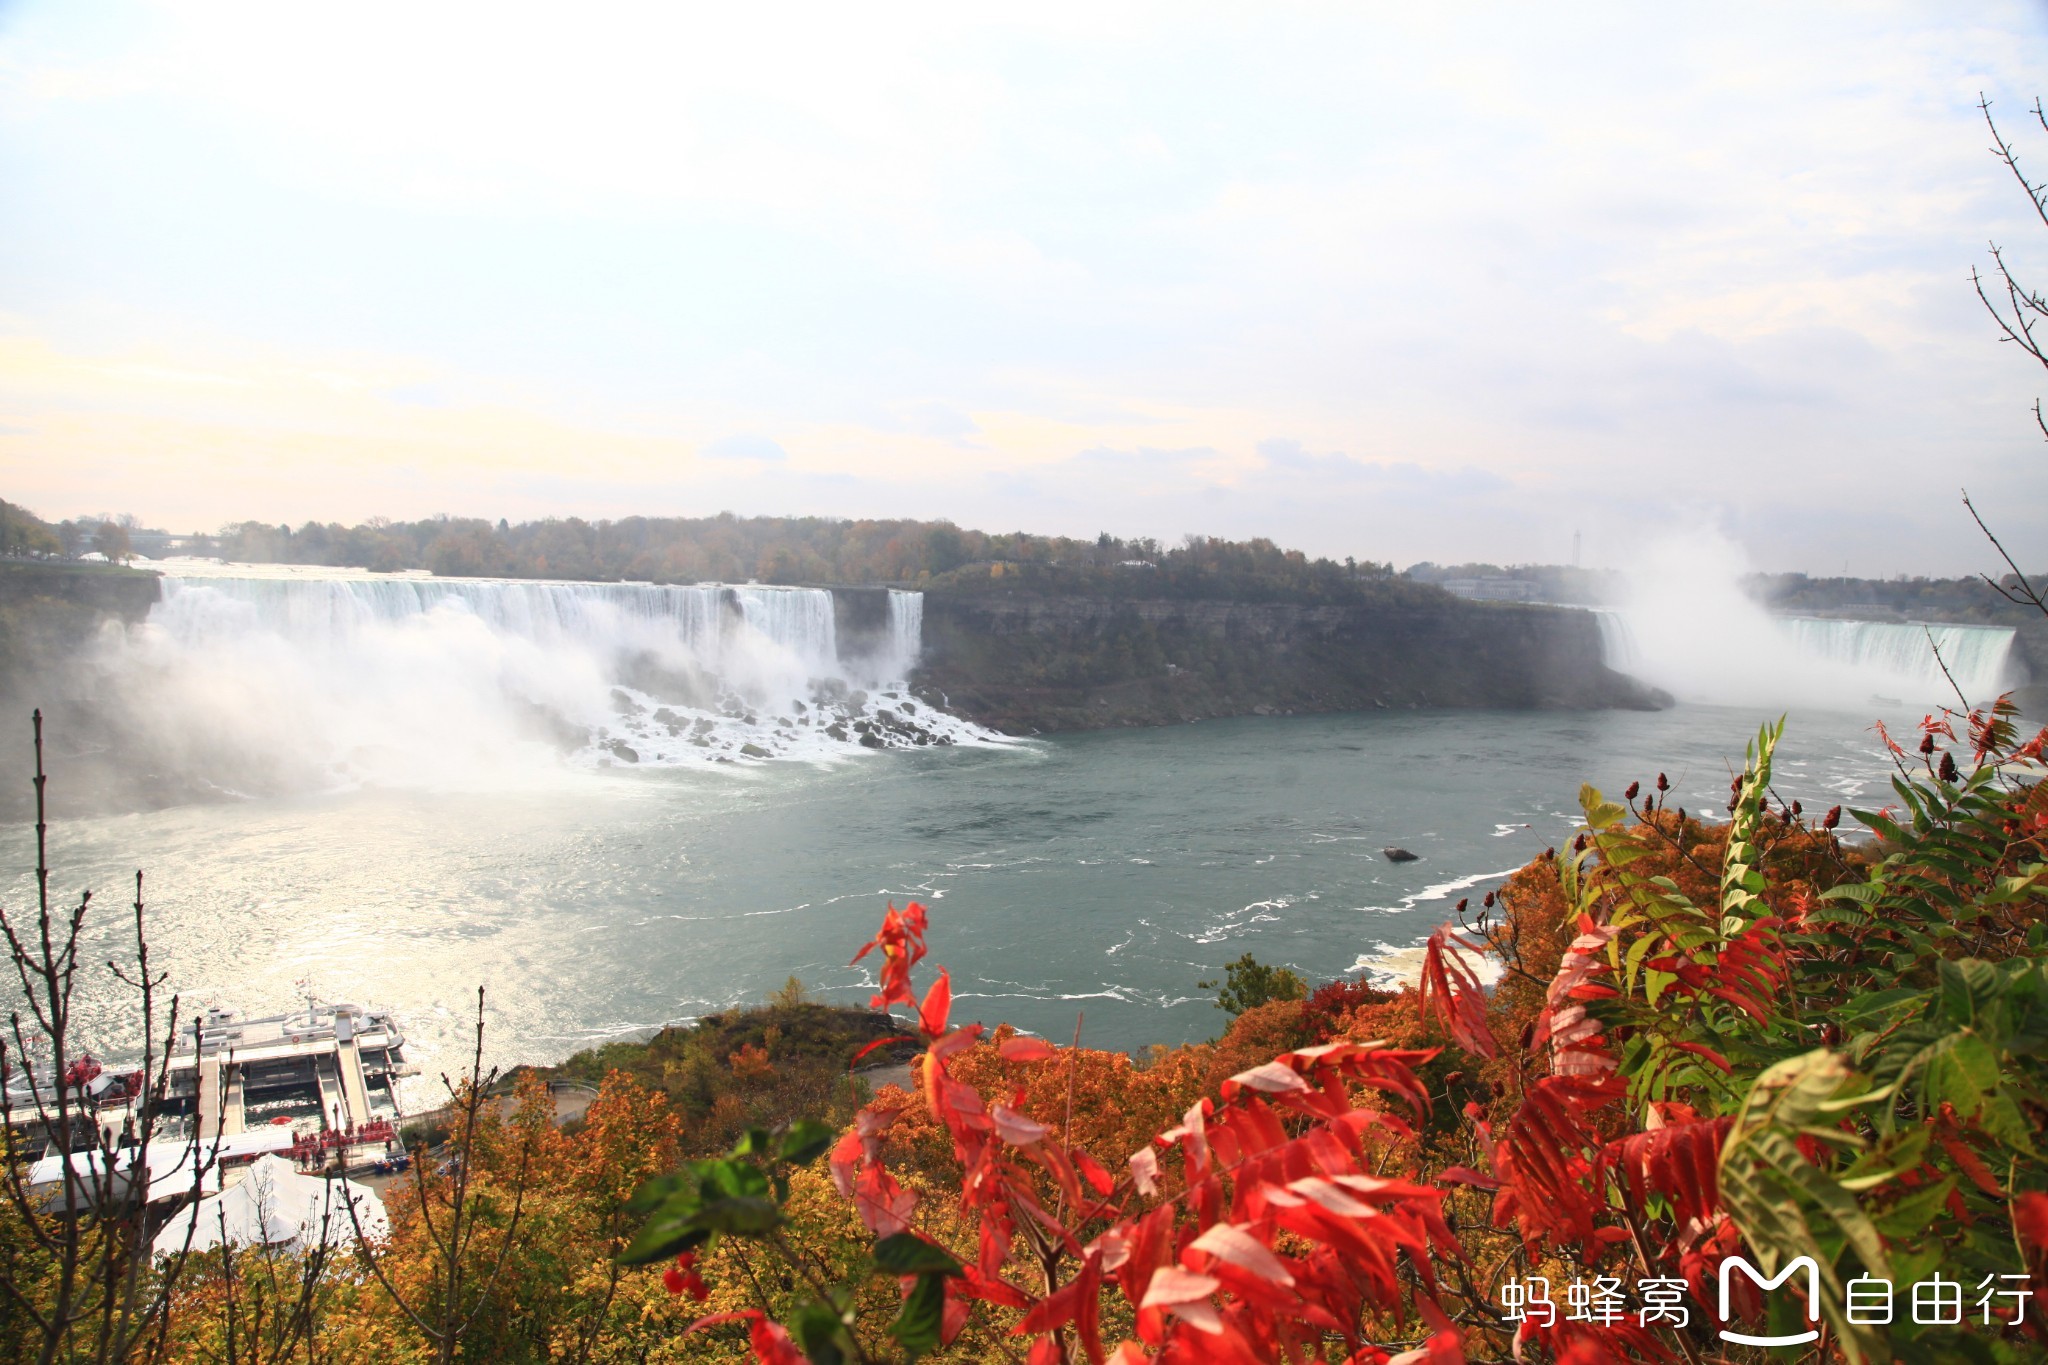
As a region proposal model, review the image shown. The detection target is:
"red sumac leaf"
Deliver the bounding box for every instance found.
[1225,1061,1310,1094]
[999,1036,1056,1063]
[1418,926,1498,1059]
[1187,1223,1294,1286]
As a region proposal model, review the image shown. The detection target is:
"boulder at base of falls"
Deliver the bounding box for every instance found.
[1381,846,1418,863]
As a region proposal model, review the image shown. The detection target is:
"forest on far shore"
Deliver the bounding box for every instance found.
[2,497,2038,622]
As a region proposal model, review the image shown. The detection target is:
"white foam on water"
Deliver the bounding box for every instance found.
[1348,938,1506,991]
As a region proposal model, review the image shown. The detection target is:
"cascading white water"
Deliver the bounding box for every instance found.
[1584,530,2023,711]
[1776,618,2017,697]
[86,565,1000,796]
[1594,608,2017,708]
[885,590,923,681]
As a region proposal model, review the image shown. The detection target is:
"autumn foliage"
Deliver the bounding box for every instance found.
[16,699,2046,1365]
[618,698,2048,1365]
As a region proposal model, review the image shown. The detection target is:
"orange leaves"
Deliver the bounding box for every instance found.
[726,1042,772,1080]
[1418,926,1498,1058]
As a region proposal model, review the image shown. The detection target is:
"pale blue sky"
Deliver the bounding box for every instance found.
[3,1,2047,573]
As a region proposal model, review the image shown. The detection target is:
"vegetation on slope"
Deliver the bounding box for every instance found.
[519,985,918,1158]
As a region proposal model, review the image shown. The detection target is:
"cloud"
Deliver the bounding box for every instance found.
[698,434,788,462]
[1253,440,1512,496]
[3,3,2047,573]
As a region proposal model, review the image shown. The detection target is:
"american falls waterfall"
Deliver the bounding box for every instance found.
[1593,608,2019,709]
[887,589,923,674]
[87,567,997,796]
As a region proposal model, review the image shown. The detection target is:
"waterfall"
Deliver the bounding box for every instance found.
[1775,619,2017,697]
[885,590,923,681]
[93,568,992,795]
[1593,608,2018,708]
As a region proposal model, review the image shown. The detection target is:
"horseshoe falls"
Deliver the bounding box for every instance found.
[1594,608,2020,709]
[87,566,1001,797]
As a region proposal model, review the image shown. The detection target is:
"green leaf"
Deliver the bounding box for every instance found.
[623,1171,694,1216]
[696,1157,772,1200]
[776,1118,836,1166]
[1872,1175,1956,1240]
[786,1301,852,1365]
[1838,1127,1928,1191]
[1937,959,2005,1030]
[691,1196,785,1236]
[1837,987,1922,1021]
[887,1273,950,1359]
[1579,784,1623,829]
[618,1208,711,1265]
[872,1232,963,1276]
[1718,1049,1896,1363]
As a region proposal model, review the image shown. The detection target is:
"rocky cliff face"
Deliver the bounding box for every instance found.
[0,564,159,690]
[0,565,164,814]
[914,593,1667,733]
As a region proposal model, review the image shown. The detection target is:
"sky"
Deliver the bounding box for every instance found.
[3,2,2048,575]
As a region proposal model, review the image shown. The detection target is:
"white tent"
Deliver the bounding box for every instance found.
[29,1129,301,1212]
[151,1155,388,1258]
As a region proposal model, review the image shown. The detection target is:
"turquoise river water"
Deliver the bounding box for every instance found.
[3,701,1927,1093]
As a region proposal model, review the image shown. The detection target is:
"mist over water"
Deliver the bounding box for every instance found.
[84,564,1002,798]
[1588,535,2019,709]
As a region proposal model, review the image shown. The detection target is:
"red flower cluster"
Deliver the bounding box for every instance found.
[662,1251,708,1301]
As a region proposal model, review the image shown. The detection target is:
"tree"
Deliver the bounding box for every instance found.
[1194,953,1307,1017]
[344,990,542,1365]
[1970,94,2048,626]
[0,501,60,558]
[0,713,217,1365]
[91,521,131,564]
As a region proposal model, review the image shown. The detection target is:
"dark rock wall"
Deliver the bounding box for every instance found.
[0,565,159,693]
[914,594,1667,733]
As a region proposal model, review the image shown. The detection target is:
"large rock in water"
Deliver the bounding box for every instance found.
[1381,847,1419,863]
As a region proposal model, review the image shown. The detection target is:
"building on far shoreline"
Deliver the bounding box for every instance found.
[1441,577,1542,602]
